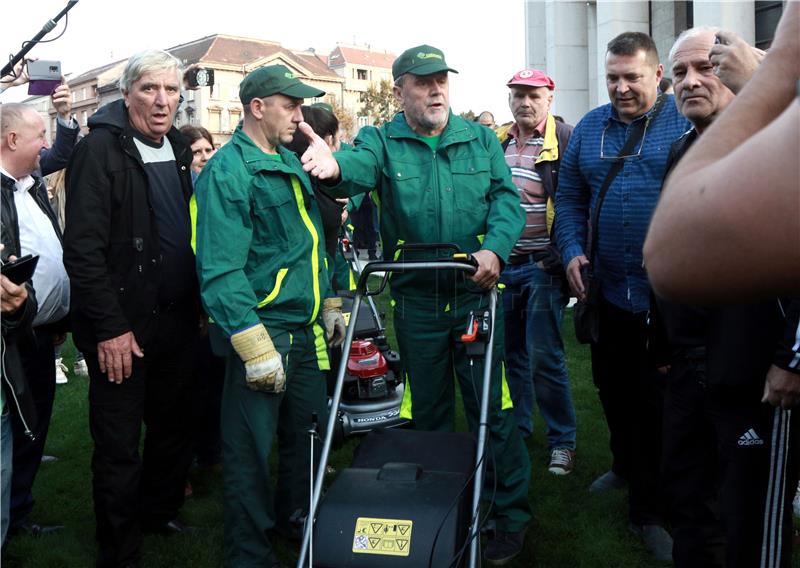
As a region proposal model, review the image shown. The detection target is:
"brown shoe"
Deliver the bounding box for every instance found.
[548,448,575,476]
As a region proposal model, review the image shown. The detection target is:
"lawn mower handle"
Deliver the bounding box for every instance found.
[355,256,479,297]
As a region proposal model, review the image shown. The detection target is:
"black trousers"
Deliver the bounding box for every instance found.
[590,297,665,525]
[662,352,798,568]
[350,193,377,254]
[86,307,198,568]
[9,328,55,526]
[190,335,225,468]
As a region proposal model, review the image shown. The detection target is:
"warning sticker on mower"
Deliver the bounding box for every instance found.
[352,517,412,557]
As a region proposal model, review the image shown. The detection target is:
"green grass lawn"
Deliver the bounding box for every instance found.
[3,305,793,567]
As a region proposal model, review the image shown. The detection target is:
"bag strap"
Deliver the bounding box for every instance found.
[587,94,666,263]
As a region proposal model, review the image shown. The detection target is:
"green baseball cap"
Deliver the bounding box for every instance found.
[392,44,459,81]
[239,64,325,104]
[310,102,333,113]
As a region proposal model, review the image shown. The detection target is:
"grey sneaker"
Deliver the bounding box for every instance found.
[629,523,673,562]
[485,527,527,566]
[73,358,89,377]
[588,470,626,492]
[548,448,576,475]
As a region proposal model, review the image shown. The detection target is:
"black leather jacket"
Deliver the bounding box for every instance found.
[0,174,52,436]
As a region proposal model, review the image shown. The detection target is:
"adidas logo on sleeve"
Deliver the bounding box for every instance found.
[737,428,764,446]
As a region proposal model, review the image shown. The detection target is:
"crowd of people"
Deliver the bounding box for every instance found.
[0,4,798,567]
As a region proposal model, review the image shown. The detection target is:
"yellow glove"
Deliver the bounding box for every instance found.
[323,297,346,347]
[230,323,285,392]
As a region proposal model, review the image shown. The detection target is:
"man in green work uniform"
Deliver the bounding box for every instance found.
[193,65,346,567]
[301,45,531,565]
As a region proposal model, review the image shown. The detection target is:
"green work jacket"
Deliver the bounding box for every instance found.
[194,126,330,337]
[330,112,524,302]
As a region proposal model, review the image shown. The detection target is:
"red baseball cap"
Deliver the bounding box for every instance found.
[507,69,555,90]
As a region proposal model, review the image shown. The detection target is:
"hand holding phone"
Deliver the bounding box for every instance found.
[1,254,39,285]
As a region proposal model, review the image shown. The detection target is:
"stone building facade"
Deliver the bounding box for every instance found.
[524,0,784,124]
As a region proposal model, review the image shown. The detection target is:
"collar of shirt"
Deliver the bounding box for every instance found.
[0,166,35,193]
[509,117,547,144]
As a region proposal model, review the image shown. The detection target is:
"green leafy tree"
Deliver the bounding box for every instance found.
[359,79,400,127]
[459,110,476,122]
[331,100,356,141]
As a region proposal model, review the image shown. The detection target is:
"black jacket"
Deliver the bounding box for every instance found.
[650,129,800,385]
[1,279,38,439]
[0,174,52,436]
[63,100,195,354]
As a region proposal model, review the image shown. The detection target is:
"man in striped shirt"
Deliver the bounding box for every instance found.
[497,69,578,477]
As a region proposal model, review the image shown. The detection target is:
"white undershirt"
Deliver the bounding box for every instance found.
[1,167,70,326]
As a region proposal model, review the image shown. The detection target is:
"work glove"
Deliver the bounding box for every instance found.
[323,297,346,347]
[230,323,285,392]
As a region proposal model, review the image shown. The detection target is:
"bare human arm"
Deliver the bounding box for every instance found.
[644,3,800,303]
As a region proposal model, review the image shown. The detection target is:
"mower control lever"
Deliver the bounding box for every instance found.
[452,252,478,268]
[461,310,491,356]
[461,317,479,343]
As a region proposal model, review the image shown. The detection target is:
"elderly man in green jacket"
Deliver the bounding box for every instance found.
[301,44,530,565]
[194,65,345,567]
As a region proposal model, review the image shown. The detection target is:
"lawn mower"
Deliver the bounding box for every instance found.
[299,245,498,568]
[327,229,406,443]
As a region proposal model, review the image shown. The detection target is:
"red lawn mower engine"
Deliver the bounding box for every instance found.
[343,340,400,401]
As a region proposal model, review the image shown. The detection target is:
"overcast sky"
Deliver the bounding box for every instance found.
[2,0,526,122]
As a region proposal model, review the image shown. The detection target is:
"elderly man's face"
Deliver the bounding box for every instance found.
[13,109,48,176]
[394,72,450,136]
[509,86,553,132]
[671,31,735,130]
[124,68,181,143]
[254,94,304,150]
[605,50,663,123]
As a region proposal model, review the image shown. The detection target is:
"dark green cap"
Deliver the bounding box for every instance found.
[239,64,325,104]
[392,44,458,81]
[310,102,333,113]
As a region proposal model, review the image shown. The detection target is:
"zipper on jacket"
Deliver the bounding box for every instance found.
[1,337,34,439]
[432,151,441,242]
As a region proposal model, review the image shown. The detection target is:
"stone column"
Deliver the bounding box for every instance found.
[595,0,650,105]
[693,1,755,44]
[544,0,589,125]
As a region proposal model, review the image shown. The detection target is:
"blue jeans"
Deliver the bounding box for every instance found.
[1,409,12,546]
[500,260,576,450]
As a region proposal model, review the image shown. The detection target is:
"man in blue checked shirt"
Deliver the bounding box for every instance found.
[555,31,690,562]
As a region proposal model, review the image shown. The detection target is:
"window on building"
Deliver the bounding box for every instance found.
[209,109,221,132]
[357,69,368,80]
[357,115,370,127]
[81,111,88,127]
[670,1,693,34]
[229,109,241,129]
[755,1,782,49]
[221,108,230,132]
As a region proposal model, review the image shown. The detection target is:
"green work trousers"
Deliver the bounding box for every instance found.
[394,294,532,533]
[221,323,329,566]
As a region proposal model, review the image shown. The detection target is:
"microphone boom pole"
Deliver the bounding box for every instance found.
[2,0,80,78]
